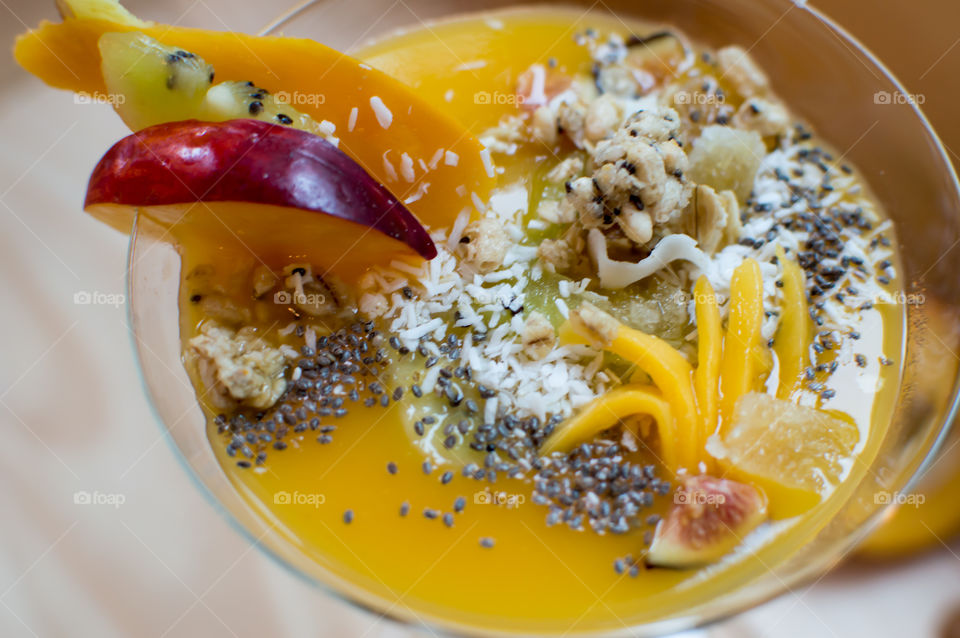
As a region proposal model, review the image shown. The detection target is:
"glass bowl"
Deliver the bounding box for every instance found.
[126,0,960,635]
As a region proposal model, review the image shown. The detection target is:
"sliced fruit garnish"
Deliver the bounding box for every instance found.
[541,385,677,471]
[98,32,214,132]
[98,33,338,144]
[708,392,860,519]
[15,0,493,229]
[773,247,812,399]
[85,119,436,276]
[693,275,721,468]
[647,474,767,569]
[565,302,700,472]
[55,0,146,25]
[356,12,596,133]
[718,258,765,426]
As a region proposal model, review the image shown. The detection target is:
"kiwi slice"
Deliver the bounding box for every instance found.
[99,32,335,140]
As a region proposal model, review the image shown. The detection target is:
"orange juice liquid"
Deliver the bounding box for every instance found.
[174,8,906,634]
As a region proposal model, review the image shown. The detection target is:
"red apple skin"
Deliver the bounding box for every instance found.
[85,119,436,259]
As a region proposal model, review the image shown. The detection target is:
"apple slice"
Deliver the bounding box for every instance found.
[15,0,494,230]
[86,119,436,276]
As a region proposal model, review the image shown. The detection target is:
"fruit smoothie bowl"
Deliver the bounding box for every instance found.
[15,0,960,635]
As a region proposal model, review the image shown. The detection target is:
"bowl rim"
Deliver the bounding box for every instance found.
[127,1,960,636]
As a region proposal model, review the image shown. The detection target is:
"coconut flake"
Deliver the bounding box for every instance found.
[400,152,416,183]
[588,229,711,289]
[370,96,393,129]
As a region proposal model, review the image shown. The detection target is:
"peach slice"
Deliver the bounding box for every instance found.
[85,119,436,277]
[14,0,494,229]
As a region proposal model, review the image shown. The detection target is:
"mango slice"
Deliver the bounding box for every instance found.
[718,259,765,426]
[356,12,596,134]
[14,0,494,229]
[541,385,677,472]
[568,303,699,472]
[693,276,722,468]
[774,248,811,399]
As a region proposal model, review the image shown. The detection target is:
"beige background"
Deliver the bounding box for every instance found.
[1,1,959,637]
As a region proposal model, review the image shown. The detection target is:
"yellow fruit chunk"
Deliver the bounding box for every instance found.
[541,385,677,471]
[718,259,765,425]
[774,248,811,399]
[14,0,493,229]
[568,303,699,472]
[356,12,595,133]
[55,0,146,25]
[712,392,860,519]
[693,276,722,469]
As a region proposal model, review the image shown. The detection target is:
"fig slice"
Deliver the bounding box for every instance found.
[85,119,436,271]
[646,474,767,569]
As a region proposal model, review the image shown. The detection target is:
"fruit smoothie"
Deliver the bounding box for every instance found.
[15,1,906,634]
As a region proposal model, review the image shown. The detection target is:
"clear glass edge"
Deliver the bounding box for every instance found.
[120,1,960,635]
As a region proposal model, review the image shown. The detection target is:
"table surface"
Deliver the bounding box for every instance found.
[1,1,959,637]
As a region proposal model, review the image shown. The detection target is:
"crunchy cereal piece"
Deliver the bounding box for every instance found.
[458,217,511,273]
[479,114,526,155]
[197,294,251,326]
[587,108,693,226]
[659,76,735,139]
[593,65,638,98]
[537,199,574,225]
[716,46,770,99]
[732,97,790,138]
[281,264,340,317]
[359,292,389,318]
[584,94,623,143]
[687,184,739,254]
[531,106,558,146]
[537,229,590,276]
[521,311,556,360]
[545,156,584,184]
[557,99,588,148]
[619,203,653,244]
[538,237,578,272]
[190,322,288,409]
[251,265,277,298]
[569,302,619,346]
[562,176,604,227]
